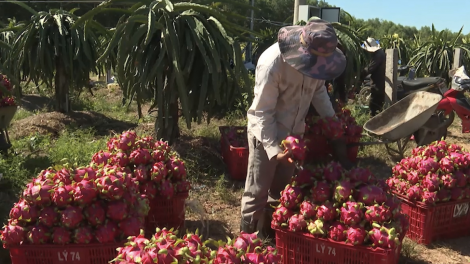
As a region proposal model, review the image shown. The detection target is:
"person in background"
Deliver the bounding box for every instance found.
[240,17,354,241]
[360,37,386,117]
[326,42,348,109]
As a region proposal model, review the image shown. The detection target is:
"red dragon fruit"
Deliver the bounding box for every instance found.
[345,227,367,245]
[453,171,468,188]
[111,151,130,167]
[159,179,175,199]
[107,200,128,221]
[316,201,338,221]
[368,223,401,249]
[339,201,364,226]
[96,175,126,201]
[61,206,83,228]
[151,161,168,183]
[406,185,422,202]
[328,222,347,242]
[151,150,166,163]
[264,246,282,264]
[211,245,242,264]
[52,183,74,207]
[175,180,191,193]
[244,252,266,264]
[299,199,316,219]
[422,173,440,192]
[119,217,143,237]
[348,167,375,183]
[73,179,98,205]
[356,185,387,205]
[26,179,53,206]
[166,158,187,181]
[293,167,315,186]
[280,183,303,209]
[129,148,152,165]
[27,224,50,244]
[406,171,420,185]
[139,181,158,199]
[439,157,455,173]
[91,150,112,166]
[136,136,156,149]
[422,191,437,204]
[365,204,392,223]
[54,169,73,185]
[73,226,93,244]
[310,181,331,203]
[441,174,456,188]
[9,199,39,223]
[1,224,26,247]
[320,116,344,139]
[417,157,439,174]
[384,196,401,216]
[323,161,343,182]
[271,205,294,227]
[307,219,328,237]
[39,206,59,227]
[154,141,171,156]
[288,214,307,232]
[334,180,353,202]
[84,201,106,226]
[73,167,97,182]
[134,164,149,181]
[233,231,262,253]
[281,135,306,161]
[52,227,72,244]
[95,221,118,243]
[115,131,137,151]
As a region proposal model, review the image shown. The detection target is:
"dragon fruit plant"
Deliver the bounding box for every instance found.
[111,228,282,264]
[274,160,409,249]
[103,131,191,200]
[0,74,16,107]
[1,164,149,248]
[387,140,470,204]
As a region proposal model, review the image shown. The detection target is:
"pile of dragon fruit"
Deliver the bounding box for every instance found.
[305,108,363,139]
[100,130,191,199]
[387,140,470,204]
[0,74,15,107]
[0,164,149,247]
[271,161,409,249]
[222,126,248,148]
[112,228,281,264]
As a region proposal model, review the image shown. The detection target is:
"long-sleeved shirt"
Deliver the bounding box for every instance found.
[247,43,336,160]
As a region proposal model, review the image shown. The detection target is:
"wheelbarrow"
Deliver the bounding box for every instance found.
[0,105,17,156]
[349,91,454,159]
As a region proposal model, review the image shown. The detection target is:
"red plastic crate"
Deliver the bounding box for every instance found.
[145,192,188,235]
[274,228,401,264]
[219,126,249,181]
[462,116,470,133]
[346,135,361,162]
[9,243,121,264]
[393,192,470,245]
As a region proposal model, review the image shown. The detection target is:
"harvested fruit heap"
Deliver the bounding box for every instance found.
[222,127,248,148]
[112,228,281,264]
[305,108,363,139]
[0,164,150,247]
[387,140,470,204]
[272,161,410,249]
[100,130,191,199]
[0,74,15,107]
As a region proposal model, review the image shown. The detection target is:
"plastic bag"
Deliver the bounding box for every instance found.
[451,66,470,91]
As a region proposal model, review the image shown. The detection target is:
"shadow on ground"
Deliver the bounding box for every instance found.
[356,156,392,179]
[427,237,470,257]
[185,219,233,242]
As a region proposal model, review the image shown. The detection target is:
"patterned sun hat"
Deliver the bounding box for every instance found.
[278,17,346,80]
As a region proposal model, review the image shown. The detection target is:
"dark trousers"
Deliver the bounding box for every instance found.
[369,83,385,116]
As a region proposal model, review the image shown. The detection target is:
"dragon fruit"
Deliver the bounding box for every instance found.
[61,206,83,228]
[339,201,364,226]
[73,226,93,244]
[422,191,437,204]
[348,167,375,183]
[111,151,130,167]
[233,231,262,253]
[106,200,128,221]
[418,157,439,174]
[439,157,454,173]
[320,116,344,139]
[9,199,39,223]
[134,164,149,181]
[316,201,338,221]
[52,227,71,244]
[119,217,143,237]
[151,161,167,183]
[406,185,422,201]
[175,180,191,193]
[288,214,307,232]
[365,204,392,223]
[271,205,294,227]
[115,130,137,151]
[1,224,25,246]
[384,196,401,216]
[129,148,152,165]
[422,173,440,192]
[244,252,267,264]
[159,179,175,199]
[73,167,97,181]
[441,174,456,188]
[281,135,306,161]
[96,175,126,201]
[39,206,59,227]
[328,222,347,241]
[307,219,328,237]
[346,227,367,245]
[294,167,315,186]
[73,179,98,205]
[310,181,331,203]
[95,221,118,243]
[26,179,53,206]
[334,180,353,202]
[91,150,112,166]
[135,136,156,149]
[84,201,106,226]
[323,161,343,182]
[51,183,74,207]
[264,246,282,264]
[211,245,242,264]
[453,171,468,188]
[139,181,158,199]
[166,158,187,181]
[368,223,401,249]
[356,185,387,205]
[280,183,303,209]
[299,199,316,219]
[27,224,50,244]
[407,171,420,185]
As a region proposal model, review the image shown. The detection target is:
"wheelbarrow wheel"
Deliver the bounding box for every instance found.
[356,85,371,107]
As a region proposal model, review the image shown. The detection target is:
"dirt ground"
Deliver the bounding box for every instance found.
[5,91,470,264]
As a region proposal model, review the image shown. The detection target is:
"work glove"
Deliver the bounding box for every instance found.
[329,138,355,170]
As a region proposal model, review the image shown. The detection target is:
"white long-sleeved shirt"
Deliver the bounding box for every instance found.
[247,43,336,160]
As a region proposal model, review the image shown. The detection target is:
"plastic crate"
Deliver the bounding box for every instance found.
[219,126,249,181]
[274,228,401,264]
[145,192,188,235]
[346,135,361,162]
[393,192,470,245]
[9,243,121,264]
[462,116,470,133]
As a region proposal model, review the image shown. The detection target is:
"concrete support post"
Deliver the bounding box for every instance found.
[385,49,398,106]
